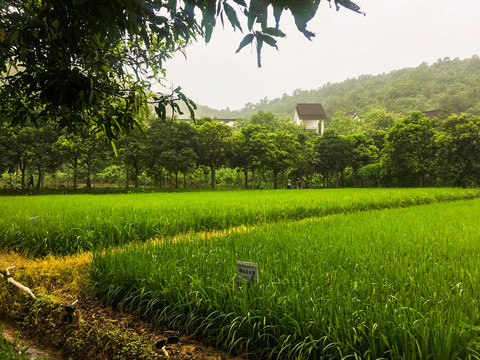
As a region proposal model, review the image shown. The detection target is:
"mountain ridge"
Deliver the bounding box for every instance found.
[190,56,480,119]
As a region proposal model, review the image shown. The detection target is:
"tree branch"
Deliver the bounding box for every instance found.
[0,265,37,299]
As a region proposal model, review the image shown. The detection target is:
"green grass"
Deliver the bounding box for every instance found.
[1,188,480,256]
[91,199,480,359]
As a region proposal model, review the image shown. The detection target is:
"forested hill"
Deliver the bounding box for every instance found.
[195,56,480,119]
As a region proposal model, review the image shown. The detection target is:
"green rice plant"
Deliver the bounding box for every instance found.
[1,188,480,256]
[91,199,480,359]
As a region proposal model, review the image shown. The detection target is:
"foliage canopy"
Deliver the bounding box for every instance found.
[0,0,362,138]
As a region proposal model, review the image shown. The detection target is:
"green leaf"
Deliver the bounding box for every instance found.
[232,0,247,6]
[8,30,19,44]
[334,0,365,15]
[110,140,118,157]
[272,4,283,30]
[155,104,166,120]
[262,27,285,38]
[235,33,254,53]
[223,2,242,32]
[257,33,277,49]
[202,1,216,43]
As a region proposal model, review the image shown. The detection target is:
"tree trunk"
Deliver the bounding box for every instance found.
[36,169,42,189]
[210,163,216,189]
[169,171,173,188]
[419,175,423,188]
[125,168,130,189]
[244,169,248,189]
[281,170,285,189]
[175,171,179,188]
[251,170,255,189]
[335,171,339,188]
[86,158,92,188]
[273,172,278,189]
[20,160,26,189]
[134,163,139,188]
[73,167,78,189]
[72,158,78,189]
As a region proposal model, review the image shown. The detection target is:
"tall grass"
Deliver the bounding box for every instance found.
[91,199,480,359]
[1,188,480,256]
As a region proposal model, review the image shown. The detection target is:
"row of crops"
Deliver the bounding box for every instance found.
[91,198,480,359]
[1,188,480,256]
[2,188,480,359]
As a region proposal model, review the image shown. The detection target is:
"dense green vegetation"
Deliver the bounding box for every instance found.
[2,58,480,191]
[197,56,480,118]
[2,110,480,190]
[91,198,480,359]
[2,188,480,256]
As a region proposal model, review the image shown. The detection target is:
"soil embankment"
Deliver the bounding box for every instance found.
[0,249,242,360]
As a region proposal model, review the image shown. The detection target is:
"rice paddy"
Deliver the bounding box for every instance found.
[2,188,480,359]
[1,188,479,256]
[90,198,480,359]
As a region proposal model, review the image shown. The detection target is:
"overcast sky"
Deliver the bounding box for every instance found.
[159,0,480,110]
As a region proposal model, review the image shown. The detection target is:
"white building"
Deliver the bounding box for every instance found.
[293,103,328,134]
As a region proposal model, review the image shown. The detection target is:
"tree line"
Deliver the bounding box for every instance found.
[2,109,479,190]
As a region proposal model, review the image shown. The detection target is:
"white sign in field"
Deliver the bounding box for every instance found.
[236,261,258,284]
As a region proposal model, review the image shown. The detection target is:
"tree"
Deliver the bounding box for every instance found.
[229,124,268,189]
[0,123,20,185]
[117,133,147,188]
[382,112,438,187]
[28,123,63,189]
[327,110,360,135]
[1,0,363,137]
[437,114,480,187]
[264,130,300,189]
[54,133,87,189]
[361,108,401,132]
[314,130,353,188]
[145,119,199,188]
[3,124,60,189]
[289,139,317,189]
[347,133,379,187]
[197,120,232,189]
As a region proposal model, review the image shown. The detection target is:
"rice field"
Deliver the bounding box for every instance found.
[91,199,480,360]
[1,188,480,256]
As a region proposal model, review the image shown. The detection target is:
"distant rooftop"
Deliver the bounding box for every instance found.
[295,103,327,120]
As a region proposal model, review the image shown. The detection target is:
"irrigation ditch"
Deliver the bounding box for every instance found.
[1,319,64,360]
